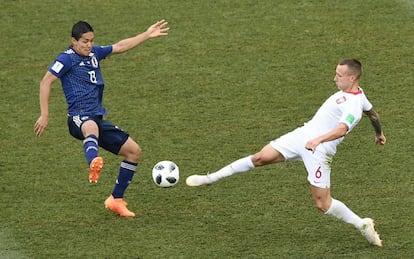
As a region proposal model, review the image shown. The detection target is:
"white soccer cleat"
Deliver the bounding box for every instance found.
[360,218,383,247]
[186,175,212,186]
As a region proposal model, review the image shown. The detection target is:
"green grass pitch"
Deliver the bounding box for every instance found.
[1,0,413,258]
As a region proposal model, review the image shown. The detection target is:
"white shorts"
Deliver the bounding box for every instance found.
[270,127,334,188]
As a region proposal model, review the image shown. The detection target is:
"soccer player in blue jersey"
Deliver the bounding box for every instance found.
[34,20,169,217]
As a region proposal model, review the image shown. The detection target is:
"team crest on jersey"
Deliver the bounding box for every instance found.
[336,96,347,104]
[91,56,98,68]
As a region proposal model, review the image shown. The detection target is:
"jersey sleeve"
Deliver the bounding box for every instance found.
[48,53,72,78]
[339,96,365,133]
[361,92,373,112]
[93,45,113,61]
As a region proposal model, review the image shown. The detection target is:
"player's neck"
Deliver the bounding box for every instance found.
[343,82,359,93]
[344,84,360,94]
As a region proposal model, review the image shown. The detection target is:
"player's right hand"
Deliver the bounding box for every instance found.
[34,115,49,137]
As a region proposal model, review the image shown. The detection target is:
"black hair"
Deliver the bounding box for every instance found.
[71,21,94,40]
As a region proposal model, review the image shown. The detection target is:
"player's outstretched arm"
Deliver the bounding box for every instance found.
[112,19,169,54]
[364,108,386,145]
[146,19,169,38]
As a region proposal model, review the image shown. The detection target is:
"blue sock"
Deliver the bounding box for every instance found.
[112,160,137,198]
[83,134,99,165]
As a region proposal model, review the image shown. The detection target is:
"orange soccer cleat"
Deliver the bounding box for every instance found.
[89,157,103,183]
[104,195,135,217]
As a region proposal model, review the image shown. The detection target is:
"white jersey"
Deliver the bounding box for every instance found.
[303,87,373,154]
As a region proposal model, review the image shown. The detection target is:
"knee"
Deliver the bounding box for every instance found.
[312,195,332,213]
[251,147,284,166]
[311,185,332,212]
[251,153,267,166]
[129,143,142,162]
[121,140,142,163]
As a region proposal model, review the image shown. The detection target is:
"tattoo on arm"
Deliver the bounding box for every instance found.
[364,109,382,135]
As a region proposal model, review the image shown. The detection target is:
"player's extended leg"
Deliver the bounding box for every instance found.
[81,120,103,183]
[186,144,285,186]
[105,137,141,217]
[311,186,383,247]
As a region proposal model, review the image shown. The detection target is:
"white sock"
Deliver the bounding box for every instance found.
[207,156,255,183]
[325,198,364,229]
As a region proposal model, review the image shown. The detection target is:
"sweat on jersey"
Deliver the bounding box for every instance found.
[48,45,113,116]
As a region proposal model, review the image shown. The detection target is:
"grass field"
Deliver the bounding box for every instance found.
[1,0,413,258]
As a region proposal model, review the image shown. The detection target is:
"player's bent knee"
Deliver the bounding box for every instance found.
[312,197,331,212]
[120,139,142,162]
[310,185,332,212]
[129,143,141,162]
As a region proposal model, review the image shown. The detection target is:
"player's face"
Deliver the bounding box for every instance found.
[71,32,95,57]
[334,65,355,91]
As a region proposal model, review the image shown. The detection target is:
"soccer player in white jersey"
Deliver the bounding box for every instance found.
[34,20,169,217]
[186,59,386,246]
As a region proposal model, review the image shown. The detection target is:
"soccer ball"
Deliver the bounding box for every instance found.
[152,160,179,187]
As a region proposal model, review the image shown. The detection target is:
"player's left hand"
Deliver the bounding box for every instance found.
[375,134,386,145]
[147,19,169,38]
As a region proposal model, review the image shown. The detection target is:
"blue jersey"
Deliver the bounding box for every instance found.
[48,45,113,116]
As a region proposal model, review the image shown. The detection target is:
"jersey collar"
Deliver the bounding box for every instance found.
[345,87,362,95]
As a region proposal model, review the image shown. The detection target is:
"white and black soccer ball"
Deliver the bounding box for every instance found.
[152,160,179,188]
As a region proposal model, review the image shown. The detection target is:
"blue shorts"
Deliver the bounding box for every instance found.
[67,115,129,155]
